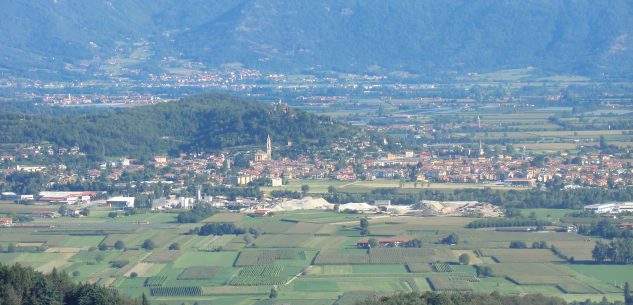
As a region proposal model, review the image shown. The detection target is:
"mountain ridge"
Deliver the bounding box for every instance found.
[2,0,633,78]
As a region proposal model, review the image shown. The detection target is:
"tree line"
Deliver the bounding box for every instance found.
[0,263,144,305]
[324,187,633,209]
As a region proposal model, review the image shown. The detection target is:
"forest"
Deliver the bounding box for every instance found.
[0,93,356,158]
[357,291,629,305]
[0,263,143,305]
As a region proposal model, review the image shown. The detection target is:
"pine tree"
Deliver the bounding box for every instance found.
[141,292,150,305]
[625,282,632,305]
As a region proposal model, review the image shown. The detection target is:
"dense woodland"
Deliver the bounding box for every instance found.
[357,291,629,305]
[0,263,143,305]
[0,94,356,158]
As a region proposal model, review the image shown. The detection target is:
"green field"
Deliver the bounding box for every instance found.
[0,204,629,304]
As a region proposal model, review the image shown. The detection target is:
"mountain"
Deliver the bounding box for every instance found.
[2,0,633,78]
[0,94,356,157]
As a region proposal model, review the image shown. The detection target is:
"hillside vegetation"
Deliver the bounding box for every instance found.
[2,1,633,77]
[0,94,355,157]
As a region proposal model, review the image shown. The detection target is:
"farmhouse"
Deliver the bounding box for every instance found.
[356,237,416,248]
[0,217,13,227]
[38,191,96,204]
[249,209,271,217]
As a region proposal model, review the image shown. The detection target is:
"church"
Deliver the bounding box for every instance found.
[254,135,272,162]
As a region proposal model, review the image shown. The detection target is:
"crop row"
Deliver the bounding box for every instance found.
[144,276,167,287]
[150,286,202,296]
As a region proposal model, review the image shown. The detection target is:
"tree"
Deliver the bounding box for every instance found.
[141,292,150,305]
[99,243,108,251]
[130,272,138,278]
[441,233,459,245]
[72,270,80,277]
[114,240,125,250]
[7,243,15,253]
[360,218,369,236]
[509,241,527,249]
[459,253,471,265]
[58,204,68,216]
[142,239,156,250]
[625,282,632,305]
[169,242,180,250]
[368,238,379,248]
[301,184,310,194]
[269,287,278,298]
[475,265,493,277]
[108,211,118,218]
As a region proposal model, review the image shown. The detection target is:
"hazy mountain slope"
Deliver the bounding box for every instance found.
[2,0,633,77]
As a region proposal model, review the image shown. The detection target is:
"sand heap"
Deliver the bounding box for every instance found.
[411,200,503,217]
[271,197,334,211]
[338,202,377,213]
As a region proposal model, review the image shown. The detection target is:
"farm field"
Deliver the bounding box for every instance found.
[0,205,629,304]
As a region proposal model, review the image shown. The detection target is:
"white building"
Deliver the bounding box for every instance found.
[584,203,618,214]
[106,197,135,209]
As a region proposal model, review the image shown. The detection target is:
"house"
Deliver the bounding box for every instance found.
[0,217,13,227]
[249,209,271,217]
[504,178,536,187]
[106,197,135,209]
[271,177,283,187]
[619,223,633,230]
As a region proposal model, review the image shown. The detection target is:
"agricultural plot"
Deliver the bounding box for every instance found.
[177,266,222,280]
[234,249,306,266]
[229,265,287,286]
[285,222,324,235]
[479,248,564,263]
[432,262,453,272]
[144,251,181,263]
[174,251,238,268]
[557,283,600,294]
[253,234,309,248]
[150,286,202,297]
[314,249,370,265]
[406,263,432,273]
[427,276,472,292]
[144,276,168,287]
[368,248,435,264]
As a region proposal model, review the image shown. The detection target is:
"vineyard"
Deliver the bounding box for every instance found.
[150,286,203,296]
[229,265,288,286]
[432,263,453,272]
[144,276,167,287]
[368,248,433,264]
[427,276,472,292]
[177,266,222,280]
[406,263,432,273]
[234,249,306,266]
[313,250,370,265]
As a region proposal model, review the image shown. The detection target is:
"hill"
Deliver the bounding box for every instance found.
[0,94,356,157]
[2,1,633,78]
[0,263,141,305]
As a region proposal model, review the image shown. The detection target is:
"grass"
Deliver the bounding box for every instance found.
[4,209,633,303]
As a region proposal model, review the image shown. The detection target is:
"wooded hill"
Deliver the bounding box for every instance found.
[0,94,356,158]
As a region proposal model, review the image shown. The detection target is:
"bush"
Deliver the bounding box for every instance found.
[168,242,180,250]
[459,253,471,265]
[142,239,156,250]
[114,240,125,250]
[72,270,80,277]
[130,272,138,278]
[509,241,527,249]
